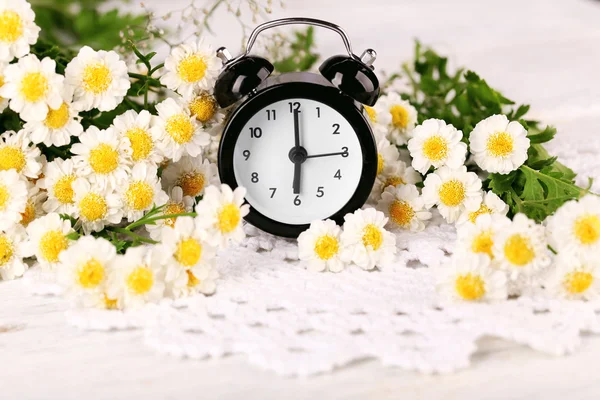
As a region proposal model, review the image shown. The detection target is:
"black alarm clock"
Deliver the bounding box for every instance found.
[214,17,379,238]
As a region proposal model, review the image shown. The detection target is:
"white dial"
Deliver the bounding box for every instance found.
[233,98,363,225]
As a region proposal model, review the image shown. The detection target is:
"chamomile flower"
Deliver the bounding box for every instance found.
[71,178,123,234]
[161,155,218,198]
[0,169,27,230]
[340,208,396,270]
[0,224,29,280]
[0,129,43,178]
[145,186,195,241]
[372,92,418,145]
[0,54,64,121]
[0,0,40,62]
[470,114,530,174]
[106,246,166,309]
[174,265,219,297]
[422,166,483,224]
[194,184,249,249]
[437,253,507,302]
[456,190,509,225]
[155,98,210,162]
[298,219,346,272]
[23,100,83,147]
[37,158,78,215]
[546,252,600,301]
[58,236,116,308]
[64,46,130,112]
[407,119,467,174]
[160,38,221,99]
[376,137,400,176]
[71,126,132,188]
[118,163,168,222]
[187,90,225,130]
[493,213,551,282]
[112,109,163,166]
[372,159,421,199]
[376,184,431,231]
[26,212,73,270]
[18,181,46,227]
[546,195,600,257]
[0,61,9,112]
[455,213,511,259]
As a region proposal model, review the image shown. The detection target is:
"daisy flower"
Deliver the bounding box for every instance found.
[456,190,509,225]
[372,159,421,199]
[407,119,467,174]
[298,219,346,272]
[154,98,210,162]
[437,253,507,302]
[0,61,9,112]
[422,166,483,224]
[23,100,83,147]
[0,129,43,178]
[71,177,123,234]
[161,155,218,198]
[470,114,530,174]
[194,184,249,249]
[0,0,40,61]
[546,195,600,257]
[372,92,418,145]
[376,137,400,176]
[0,54,64,121]
[118,163,169,222]
[160,38,221,99]
[546,252,600,301]
[58,236,117,308]
[106,246,166,309]
[0,169,27,230]
[112,109,163,166]
[37,158,78,215]
[340,208,396,270]
[174,264,219,297]
[71,126,132,188]
[0,224,30,280]
[492,213,551,283]
[145,186,195,241]
[18,180,46,227]
[455,213,511,260]
[376,184,431,231]
[187,90,225,131]
[26,212,73,270]
[64,46,130,112]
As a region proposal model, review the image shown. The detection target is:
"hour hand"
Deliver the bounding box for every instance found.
[293,162,301,194]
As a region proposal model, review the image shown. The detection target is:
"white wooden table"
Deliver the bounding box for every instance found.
[2,0,600,398]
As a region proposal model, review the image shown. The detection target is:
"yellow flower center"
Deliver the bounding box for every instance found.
[104,294,119,310]
[389,200,415,227]
[563,271,594,294]
[0,10,23,43]
[503,234,535,266]
[455,273,486,301]
[362,223,383,250]
[189,93,218,123]
[125,127,153,161]
[125,181,154,211]
[82,63,112,94]
[163,202,186,227]
[471,230,494,258]
[217,203,241,234]
[126,266,154,295]
[53,174,76,204]
[166,114,194,144]
[89,143,119,174]
[313,234,339,260]
[422,135,448,162]
[39,230,68,263]
[438,179,466,207]
[364,106,377,123]
[175,237,202,267]
[44,103,70,129]
[0,184,9,211]
[377,154,384,175]
[177,54,208,83]
[468,204,492,223]
[0,146,26,173]
[77,258,105,288]
[573,214,600,245]
[79,193,107,221]
[20,199,35,226]
[383,176,405,191]
[389,105,408,129]
[20,72,49,103]
[0,234,14,266]
[177,171,205,197]
[186,270,200,287]
[486,132,514,157]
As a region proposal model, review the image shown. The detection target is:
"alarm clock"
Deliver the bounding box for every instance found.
[215,17,380,238]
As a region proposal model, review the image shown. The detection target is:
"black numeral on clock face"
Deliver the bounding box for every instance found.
[243,150,251,160]
[269,187,277,198]
[334,169,342,180]
[266,109,276,120]
[341,147,349,157]
[332,123,340,135]
[249,127,262,138]
[316,107,321,118]
[288,102,301,113]
[316,187,325,197]
[294,195,301,206]
[251,172,259,183]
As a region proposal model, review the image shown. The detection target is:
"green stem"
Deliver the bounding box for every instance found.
[107,227,158,244]
[126,212,197,231]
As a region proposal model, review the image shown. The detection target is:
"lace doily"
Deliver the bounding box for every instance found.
[27,137,600,377]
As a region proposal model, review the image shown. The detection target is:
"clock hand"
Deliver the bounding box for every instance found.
[306,150,348,159]
[292,109,302,194]
[293,162,301,194]
[293,109,300,149]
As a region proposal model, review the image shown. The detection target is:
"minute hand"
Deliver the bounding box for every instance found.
[306,150,347,159]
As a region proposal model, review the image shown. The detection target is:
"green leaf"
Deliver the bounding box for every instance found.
[527,126,557,144]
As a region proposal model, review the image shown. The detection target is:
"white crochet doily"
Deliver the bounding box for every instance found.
[25,137,600,377]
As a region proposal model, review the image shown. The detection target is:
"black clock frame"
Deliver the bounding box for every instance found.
[218,75,377,238]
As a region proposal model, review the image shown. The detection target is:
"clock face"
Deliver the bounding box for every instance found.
[233,98,363,225]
